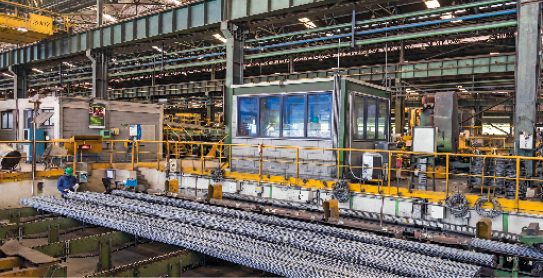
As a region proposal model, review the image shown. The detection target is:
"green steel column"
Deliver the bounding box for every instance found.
[514,0,541,175]
[221,21,244,144]
[87,50,108,99]
[8,65,27,99]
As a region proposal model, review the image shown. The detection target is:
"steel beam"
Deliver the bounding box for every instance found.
[33,231,134,258]
[96,0,104,26]
[0,217,82,240]
[87,50,108,99]
[89,250,203,277]
[0,207,38,222]
[514,0,541,171]
[8,65,27,99]
[0,257,23,271]
[394,41,405,135]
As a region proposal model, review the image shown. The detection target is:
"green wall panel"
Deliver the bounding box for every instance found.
[191,2,205,27]
[176,7,188,30]
[270,0,290,10]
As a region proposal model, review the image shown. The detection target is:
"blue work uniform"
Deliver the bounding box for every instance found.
[57,175,78,195]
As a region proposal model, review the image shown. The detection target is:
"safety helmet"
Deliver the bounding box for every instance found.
[65,167,73,175]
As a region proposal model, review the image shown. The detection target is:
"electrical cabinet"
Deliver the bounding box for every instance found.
[78,172,88,183]
[170,159,182,172]
[520,132,534,150]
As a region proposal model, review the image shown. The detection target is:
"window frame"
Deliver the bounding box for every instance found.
[236,92,332,140]
[258,95,283,138]
[1,110,13,129]
[237,96,259,138]
[41,108,54,126]
[24,109,33,129]
[352,92,390,141]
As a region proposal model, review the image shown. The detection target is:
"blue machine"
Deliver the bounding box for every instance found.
[24,128,45,162]
[123,179,138,187]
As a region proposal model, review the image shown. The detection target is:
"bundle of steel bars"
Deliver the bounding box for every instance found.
[21,191,488,278]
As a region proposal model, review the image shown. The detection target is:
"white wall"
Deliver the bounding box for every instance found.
[0,179,60,209]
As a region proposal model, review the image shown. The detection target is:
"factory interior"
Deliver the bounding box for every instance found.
[2,0,543,277]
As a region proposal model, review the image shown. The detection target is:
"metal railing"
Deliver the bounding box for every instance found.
[4,139,543,214]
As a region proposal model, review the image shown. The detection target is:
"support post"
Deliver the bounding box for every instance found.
[514,0,541,175]
[86,50,108,99]
[8,65,27,99]
[97,239,112,271]
[289,55,294,73]
[96,0,104,26]
[394,41,405,135]
[221,21,244,146]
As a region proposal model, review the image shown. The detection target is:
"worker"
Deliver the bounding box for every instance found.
[57,167,79,196]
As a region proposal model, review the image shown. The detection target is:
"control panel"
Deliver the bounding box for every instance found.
[520,131,534,150]
[169,159,181,173]
[78,172,88,183]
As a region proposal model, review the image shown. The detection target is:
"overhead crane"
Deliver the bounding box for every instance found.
[0,0,69,44]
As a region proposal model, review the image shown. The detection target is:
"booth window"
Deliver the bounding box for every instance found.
[237,93,332,139]
[353,94,389,140]
[283,95,306,138]
[238,97,258,137]
[24,110,33,128]
[1,111,12,129]
[366,98,377,139]
[308,94,331,138]
[259,96,281,137]
[378,101,388,139]
[354,96,366,139]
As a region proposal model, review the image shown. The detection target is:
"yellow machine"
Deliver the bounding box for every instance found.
[0,0,70,44]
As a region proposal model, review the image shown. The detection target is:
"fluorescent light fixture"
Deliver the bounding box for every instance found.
[424,0,440,9]
[32,68,44,73]
[490,52,500,55]
[170,0,181,4]
[17,27,28,32]
[103,14,117,22]
[63,62,75,67]
[274,73,281,75]
[213,34,227,43]
[299,17,317,29]
[2,73,13,78]
[441,13,453,20]
[152,46,167,53]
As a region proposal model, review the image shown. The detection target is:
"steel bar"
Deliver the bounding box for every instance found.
[68,192,481,277]
[21,196,386,278]
[111,191,493,268]
[22,192,488,278]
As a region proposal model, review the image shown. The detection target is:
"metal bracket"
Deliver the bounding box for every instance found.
[9,212,20,225]
[97,239,112,271]
[48,224,60,244]
[168,260,183,277]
